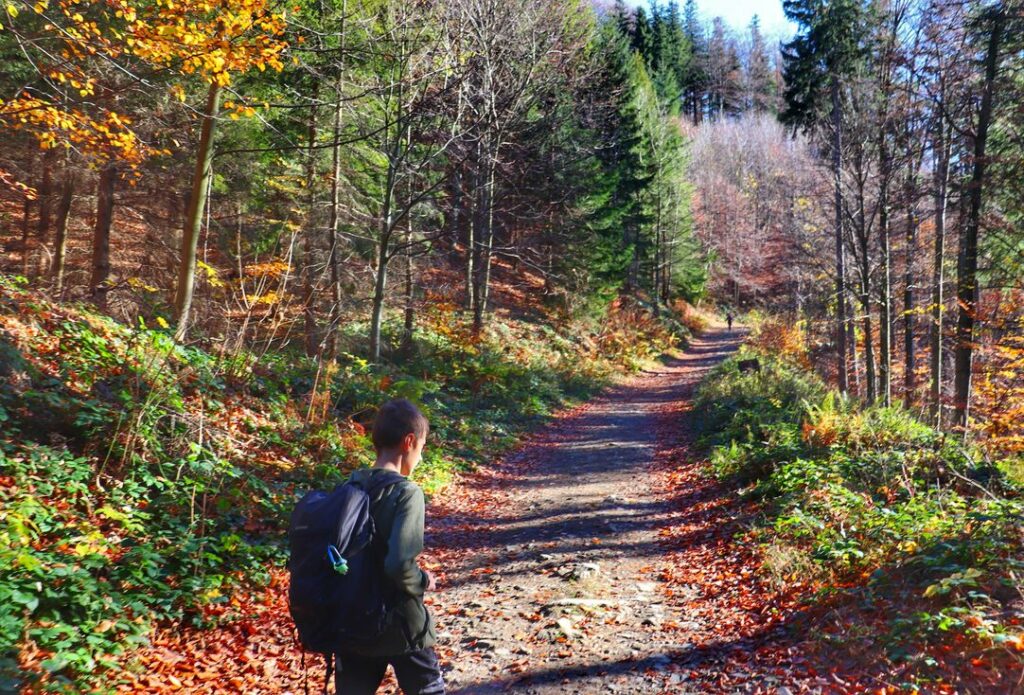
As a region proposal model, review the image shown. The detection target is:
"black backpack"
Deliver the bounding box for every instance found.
[287,470,405,657]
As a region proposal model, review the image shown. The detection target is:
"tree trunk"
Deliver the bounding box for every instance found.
[91,162,116,308]
[472,161,495,334]
[953,10,1003,431]
[369,225,390,364]
[174,81,222,341]
[302,92,319,358]
[51,175,74,296]
[449,163,462,255]
[35,149,55,275]
[325,2,347,361]
[465,142,482,312]
[848,299,860,397]
[930,120,950,425]
[402,220,415,350]
[903,162,918,408]
[861,289,876,403]
[878,137,892,406]
[831,79,849,393]
[20,194,32,277]
[327,90,345,360]
[369,140,399,362]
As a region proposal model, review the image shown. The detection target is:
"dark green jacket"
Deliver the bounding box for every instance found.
[347,467,436,656]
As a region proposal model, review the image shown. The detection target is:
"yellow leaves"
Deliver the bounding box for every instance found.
[71,531,108,558]
[33,1,47,13]
[170,84,187,102]
[123,0,288,85]
[126,277,159,292]
[5,3,18,18]
[223,99,256,120]
[197,261,225,288]
[898,540,918,554]
[243,260,289,278]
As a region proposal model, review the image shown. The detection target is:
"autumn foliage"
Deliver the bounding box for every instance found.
[695,335,1024,691]
[747,314,811,368]
[0,0,286,172]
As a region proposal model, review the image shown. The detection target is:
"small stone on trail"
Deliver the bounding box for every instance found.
[568,562,601,581]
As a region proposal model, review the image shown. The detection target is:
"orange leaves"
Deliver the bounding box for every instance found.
[800,416,838,448]
[0,167,37,199]
[970,291,1024,455]
[0,95,149,165]
[117,0,288,86]
[748,316,811,367]
[1,0,286,181]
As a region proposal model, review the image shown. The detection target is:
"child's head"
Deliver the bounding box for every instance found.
[371,399,429,476]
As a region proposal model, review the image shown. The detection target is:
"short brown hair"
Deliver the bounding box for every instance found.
[371,399,429,450]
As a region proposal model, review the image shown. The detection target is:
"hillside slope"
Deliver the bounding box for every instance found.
[0,273,697,692]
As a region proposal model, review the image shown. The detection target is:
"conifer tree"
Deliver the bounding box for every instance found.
[744,15,776,112]
[782,0,868,394]
[682,0,706,123]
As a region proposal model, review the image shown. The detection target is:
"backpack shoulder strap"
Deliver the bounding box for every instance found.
[357,470,407,503]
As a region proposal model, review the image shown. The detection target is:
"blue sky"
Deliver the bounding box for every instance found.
[628,0,795,37]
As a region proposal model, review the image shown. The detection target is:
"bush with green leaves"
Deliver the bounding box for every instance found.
[696,350,1024,671]
[0,277,685,691]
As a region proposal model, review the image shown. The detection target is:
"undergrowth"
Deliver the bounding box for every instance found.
[695,336,1024,689]
[0,275,684,692]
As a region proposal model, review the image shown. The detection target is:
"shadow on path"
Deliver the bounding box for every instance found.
[430,328,746,694]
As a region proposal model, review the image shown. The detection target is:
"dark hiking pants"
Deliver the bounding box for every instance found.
[335,647,445,694]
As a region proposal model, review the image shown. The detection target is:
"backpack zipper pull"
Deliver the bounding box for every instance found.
[326,544,349,575]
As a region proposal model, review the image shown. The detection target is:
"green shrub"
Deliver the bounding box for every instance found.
[695,340,1024,672]
[0,279,687,690]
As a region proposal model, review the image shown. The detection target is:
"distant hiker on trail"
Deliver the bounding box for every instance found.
[726,312,734,331]
[288,398,444,695]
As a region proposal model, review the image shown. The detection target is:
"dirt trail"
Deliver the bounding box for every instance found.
[425,329,743,694]
[115,328,780,695]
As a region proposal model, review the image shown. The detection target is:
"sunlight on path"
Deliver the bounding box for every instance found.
[427,329,742,694]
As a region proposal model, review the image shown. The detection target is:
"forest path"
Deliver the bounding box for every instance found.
[423,328,746,694]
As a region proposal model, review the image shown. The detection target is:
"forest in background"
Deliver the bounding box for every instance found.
[0,0,787,689]
[0,0,788,357]
[2,0,1024,690]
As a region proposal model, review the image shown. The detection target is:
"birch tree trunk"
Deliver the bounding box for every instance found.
[51,175,74,297]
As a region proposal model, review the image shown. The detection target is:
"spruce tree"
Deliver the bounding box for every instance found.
[682,0,706,123]
[745,15,776,112]
[782,0,867,394]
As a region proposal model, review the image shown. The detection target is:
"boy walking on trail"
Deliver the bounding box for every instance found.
[726,312,734,331]
[337,399,445,694]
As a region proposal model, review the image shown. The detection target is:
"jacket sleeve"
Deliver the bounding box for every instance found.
[383,483,428,597]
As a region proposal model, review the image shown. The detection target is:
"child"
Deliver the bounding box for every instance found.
[337,399,445,694]
[726,311,734,331]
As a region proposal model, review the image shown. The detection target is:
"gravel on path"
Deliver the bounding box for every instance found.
[424,329,743,694]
